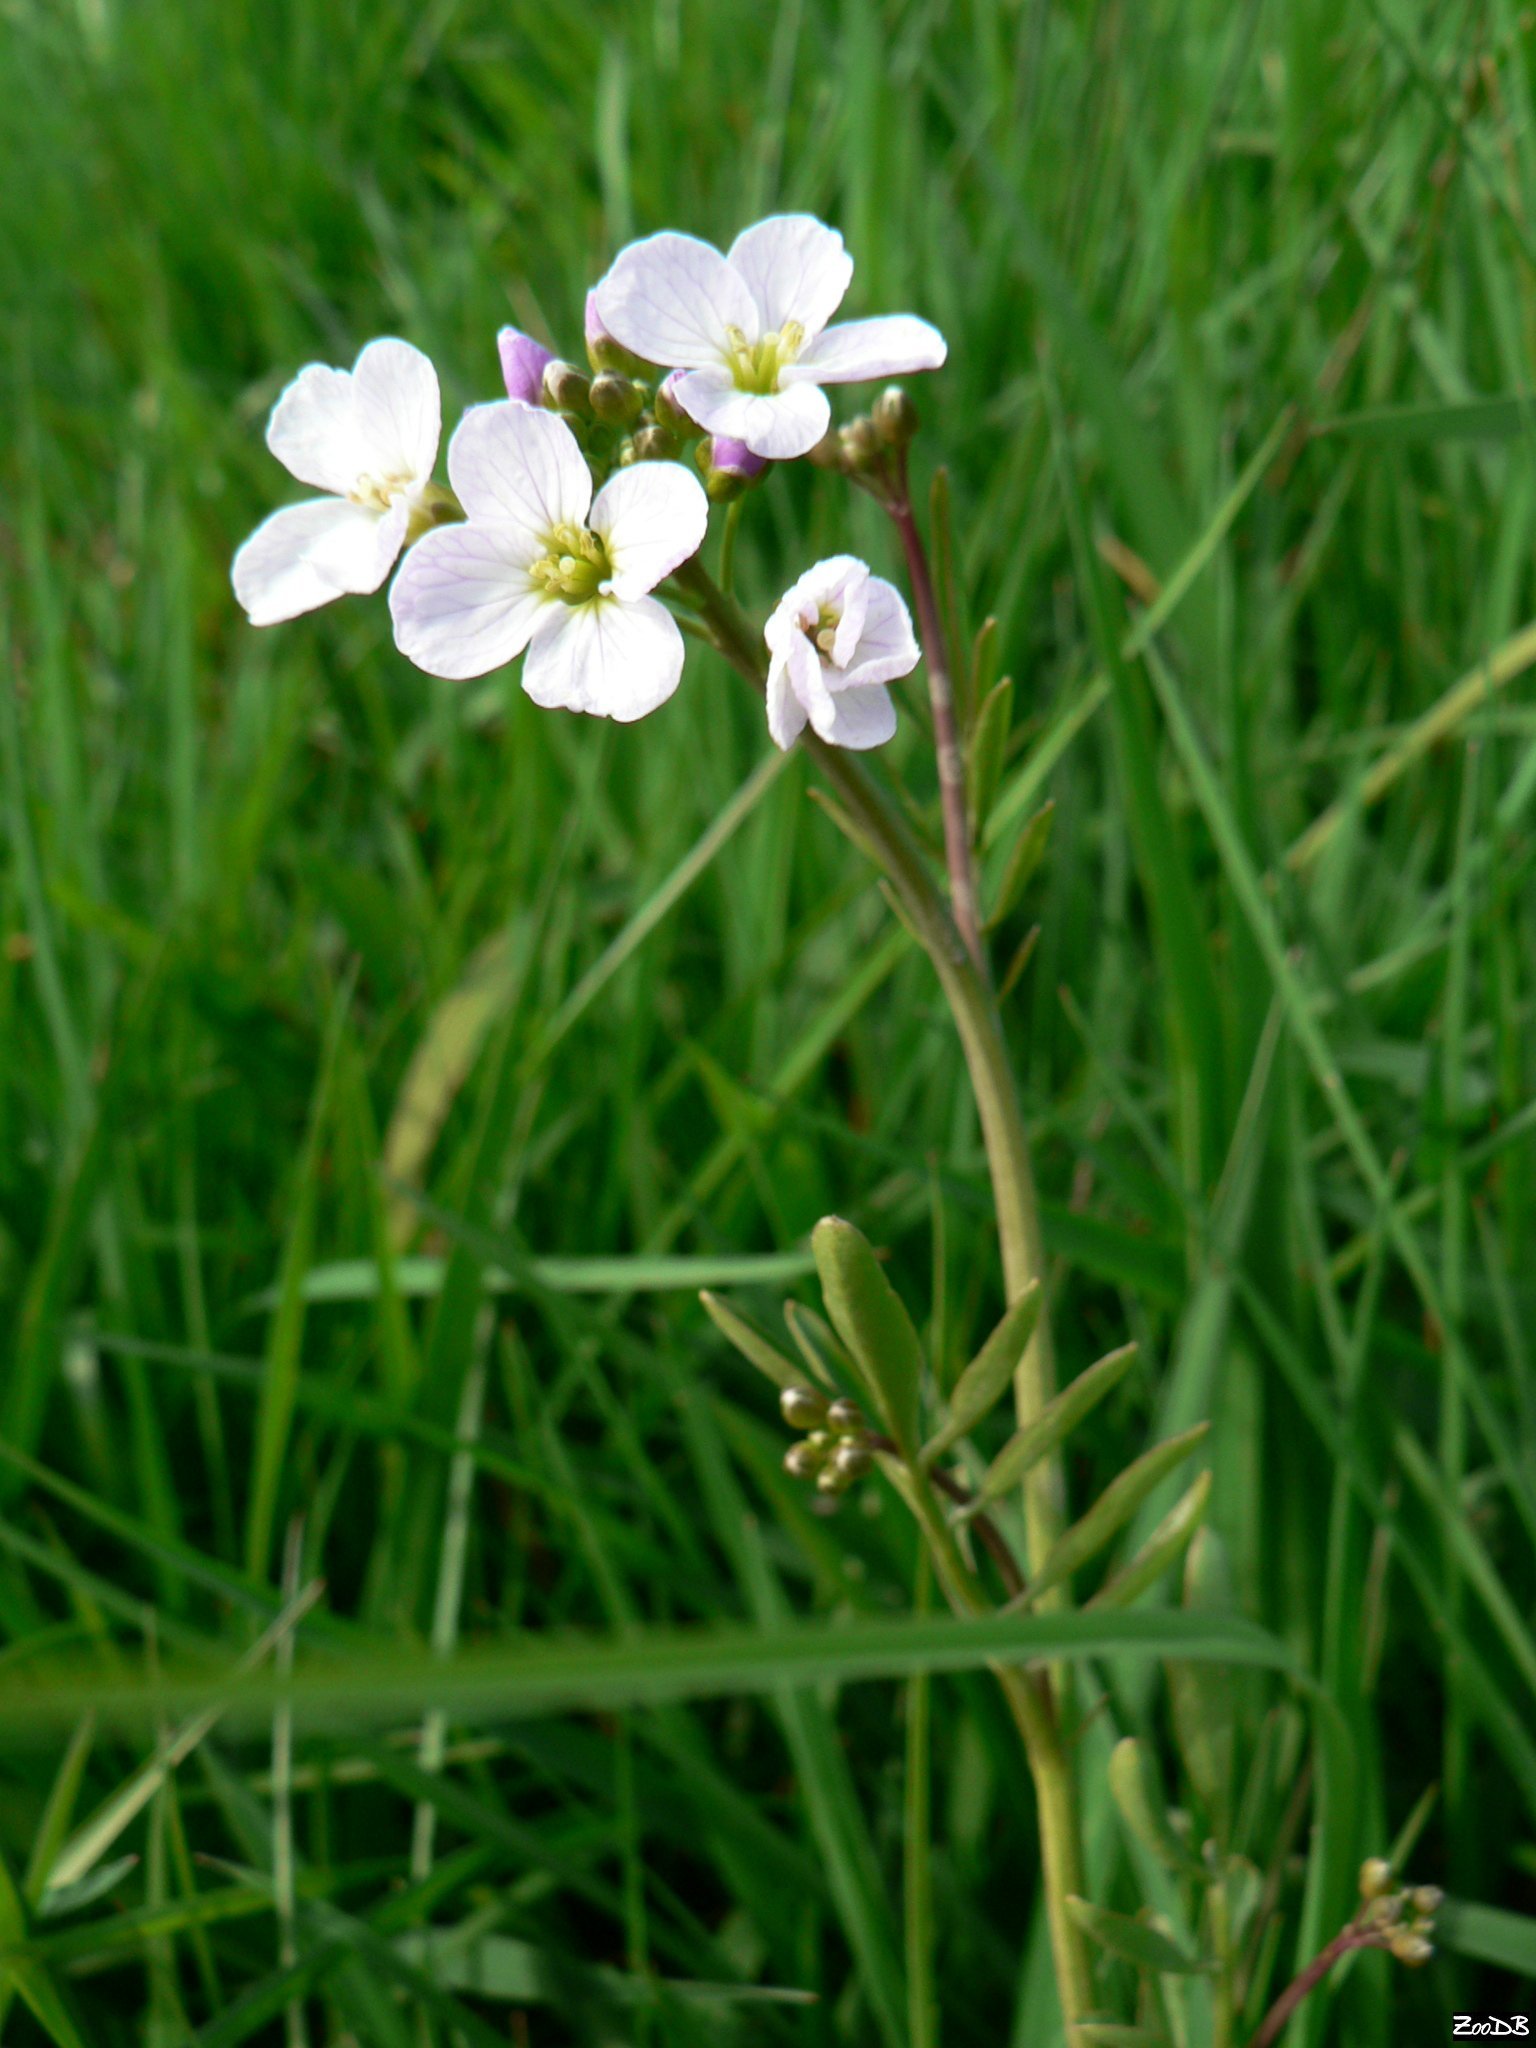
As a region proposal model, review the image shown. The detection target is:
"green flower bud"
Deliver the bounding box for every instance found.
[655,371,702,436]
[839,418,880,469]
[830,1442,873,1481]
[783,1442,823,1481]
[826,1397,864,1434]
[632,423,676,462]
[780,1385,829,1430]
[816,1463,850,1495]
[1388,1930,1433,1968]
[616,436,638,467]
[589,370,645,426]
[542,359,591,413]
[805,425,845,470]
[1358,1858,1394,1902]
[873,384,918,446]
[1408,1885,1443,1918]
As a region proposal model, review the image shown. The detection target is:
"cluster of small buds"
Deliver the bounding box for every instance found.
[779,1387,877,1495]
[806,384,919,498]
[1358,1858,1440,1966]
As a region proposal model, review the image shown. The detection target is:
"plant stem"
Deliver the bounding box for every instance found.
[889,492,984,971]
[672,559,1062,1564]
[1247,1920,1376,2048]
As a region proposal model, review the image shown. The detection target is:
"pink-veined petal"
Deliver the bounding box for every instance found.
[446,401,592,539]
[352,338,440,485]
[784,314,948,386]
[837,574,921,690]
[593,232,760,371]
[727,215,852,339]
[589,461,709,599]
[671,374,830,460]
[232,497,381,625]
[388,522,548,680]
[266,365,369,494]
[766,650,809,749]
[521,595,684,722]
[809,683,897,750]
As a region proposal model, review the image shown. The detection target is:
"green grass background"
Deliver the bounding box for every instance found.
[4,0,1536,2039]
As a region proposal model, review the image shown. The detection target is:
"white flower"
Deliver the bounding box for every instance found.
[765,556,919,751]
[389,401,709,722]
[233,339,441,626]
[593,215,946,461]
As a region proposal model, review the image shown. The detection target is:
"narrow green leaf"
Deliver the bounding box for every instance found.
[922,1281,1042,1465]
[1025,1425,1211,1604]
[1437,1898,1536,1975]
[811,1217,925,1457]
[1088,1471,1212,1611]
[1076,2027,1169,2046]
[966,672,1014,829]
[984,800,1054,930]
[971,1344,1138,1509]
[1065,1895,1206,1976]
[1318,393,1536,443]
[1108,1739,1198,1875]
[698,1291,804,1395]
[1166,1528,1239,1839]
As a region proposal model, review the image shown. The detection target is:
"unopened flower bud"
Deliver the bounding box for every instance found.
[585,290,647,375]
[617,436,638,467]
[826,1398,864,1434]
[805,425,845,470]
[816,1463,850,1495]
[542,360,591,413]
[873,384,918,446]
[1358,1858,1394,1902]
[780,1386,829,1430]
[839,417,880,469]
[632,423,676,462]
[830,1442,873,1480]
[1389,1930,1433,1967]
[1408,1886,1443,1918]
[589,370,645,426]
[783,1441,823,1481]
[654,370,700,436]
[498,326,555,406]
[1366,1892,1403,1928]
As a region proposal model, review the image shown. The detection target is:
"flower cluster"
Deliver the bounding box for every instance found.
[232,216,939,739]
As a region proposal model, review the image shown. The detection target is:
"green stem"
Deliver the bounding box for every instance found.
[675,553,1089,2031]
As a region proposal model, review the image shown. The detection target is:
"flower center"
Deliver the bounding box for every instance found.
[351,470,414,513]
[799,602,842,665]
[529,521,613,605]
[724,320,806,395]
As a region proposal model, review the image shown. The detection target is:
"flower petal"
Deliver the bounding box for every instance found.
[809,683,897,750]
[498,326,555,405]
[388,522,548,680]
[784,314,948,386]
[671,373,830,460]
[352,338,440,484]
[446,401,592,538]
[766,650,809,749]
[266,365,369,495]
[521,595,684,722]
[593,232,761,371]
[232,497,382,625]
[838,574,921,690]
[727,215,852,338]
[589,461,709,599]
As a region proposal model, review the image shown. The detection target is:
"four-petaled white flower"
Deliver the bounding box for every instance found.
[233,339,441,626]
[389,402,708,722]
[593,215,946,461]
[765,556,919,751]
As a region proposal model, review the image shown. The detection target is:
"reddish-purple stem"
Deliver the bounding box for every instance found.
[1248,1921,1379,2048]
[889,495,984,973]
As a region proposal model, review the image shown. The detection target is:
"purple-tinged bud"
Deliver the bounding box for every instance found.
[654,370,701,436]
[710,437,767,482]
[585,291,647,375]
[497,326,554,406]
[704,435,769,504]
